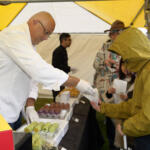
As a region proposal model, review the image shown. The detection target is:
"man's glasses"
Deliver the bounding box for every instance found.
[38,21,51,36]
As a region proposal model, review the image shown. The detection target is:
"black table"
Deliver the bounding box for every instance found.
[59,97,104,150]
[13,132,32,150]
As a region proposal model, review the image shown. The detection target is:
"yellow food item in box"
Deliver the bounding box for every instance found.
[24,121,38,133]
[60,87,80,97]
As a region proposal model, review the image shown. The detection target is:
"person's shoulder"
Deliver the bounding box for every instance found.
[0,23,31,45]
[55,45,65,51]
[53,45,62,54]
[54,45,60,50]
[3,23,27,33]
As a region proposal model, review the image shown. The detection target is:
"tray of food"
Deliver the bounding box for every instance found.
[17,119,69,148]
[59,87,80,98]
[37,103,70,120]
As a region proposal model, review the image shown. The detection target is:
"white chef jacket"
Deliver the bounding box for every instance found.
[0,23,69,123]
[28,80,38,100]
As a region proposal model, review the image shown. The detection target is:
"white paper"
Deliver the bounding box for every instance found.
[61,147,67,150]
[123,135,127,149]
[113,94,123,104]
[113,79,127,94]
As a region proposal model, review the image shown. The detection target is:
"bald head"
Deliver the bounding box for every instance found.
[28,11,55,31]
[28,11,55,45]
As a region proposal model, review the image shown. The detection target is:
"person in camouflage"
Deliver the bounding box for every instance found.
[93,40,121,103]
[93,39,115,102]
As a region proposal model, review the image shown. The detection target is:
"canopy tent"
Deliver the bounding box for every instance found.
[0,1,147,97]
[10,2,110,33]
[76,0,145,27]
[6,2,110,97]
[0,0,145,31]
[0,3,26,30]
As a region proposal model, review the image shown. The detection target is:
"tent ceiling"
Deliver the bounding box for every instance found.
[10,2,110,33]
[0,0,120,3]
[0,0,145,31]
[76,0,145,27]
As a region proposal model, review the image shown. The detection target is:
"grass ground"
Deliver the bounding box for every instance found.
[96,112,109,150]
[34,98,53,111]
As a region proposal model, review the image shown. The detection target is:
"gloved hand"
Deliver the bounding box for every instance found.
[83,88,99,104]
[26,106,39,124]
[76,79,95,95]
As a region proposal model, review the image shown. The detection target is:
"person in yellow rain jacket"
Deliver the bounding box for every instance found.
[91,25,150,150]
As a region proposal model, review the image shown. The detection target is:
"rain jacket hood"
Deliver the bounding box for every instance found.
[109,28,150,73]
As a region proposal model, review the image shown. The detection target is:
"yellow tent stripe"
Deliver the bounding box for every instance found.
[0,114,11,131]
[76,0,145,27]
[0,3,26,30]
[133,9,145,27]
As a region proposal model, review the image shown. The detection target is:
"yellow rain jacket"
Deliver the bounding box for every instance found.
[100,28,150,137]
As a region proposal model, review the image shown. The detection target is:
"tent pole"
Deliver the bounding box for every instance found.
[145,0,150,39]
[0,2,10,5]
[130,4,144,26]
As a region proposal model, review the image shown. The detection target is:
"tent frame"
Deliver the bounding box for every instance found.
[145,0,150,38]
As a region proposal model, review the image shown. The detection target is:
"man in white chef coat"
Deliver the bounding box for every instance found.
[0,11,97,129]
